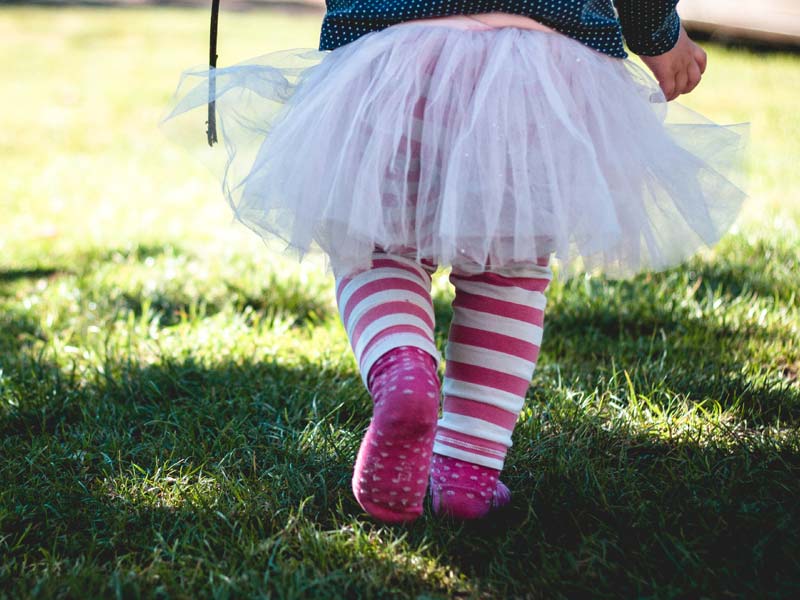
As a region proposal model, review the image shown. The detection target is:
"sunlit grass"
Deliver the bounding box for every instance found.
[1,6,799,598]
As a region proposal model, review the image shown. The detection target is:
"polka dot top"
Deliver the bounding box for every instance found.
[319,0,682,58]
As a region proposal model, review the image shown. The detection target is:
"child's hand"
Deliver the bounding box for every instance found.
[639,26,707,101]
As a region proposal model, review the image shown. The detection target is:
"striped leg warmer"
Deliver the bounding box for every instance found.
[431,261,552,519]
[335,253,442,522]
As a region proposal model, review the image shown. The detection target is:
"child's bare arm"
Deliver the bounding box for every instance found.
[639,26,707,101]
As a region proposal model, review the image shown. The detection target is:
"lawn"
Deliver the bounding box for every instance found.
[1,6,799,599]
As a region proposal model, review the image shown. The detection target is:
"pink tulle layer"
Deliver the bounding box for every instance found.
[164,22,747,278]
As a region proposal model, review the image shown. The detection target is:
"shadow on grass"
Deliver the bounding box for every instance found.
[2,238,798,594]
[0,268,65,283]
[0,308,49,356]
[2,346,798,597]
[432,425,800,598]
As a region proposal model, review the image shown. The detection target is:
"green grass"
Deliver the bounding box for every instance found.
[2,6,799,598]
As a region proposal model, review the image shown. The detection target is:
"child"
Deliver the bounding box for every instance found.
[164,1,746,522]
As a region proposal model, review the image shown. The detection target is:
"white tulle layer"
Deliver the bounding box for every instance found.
[164,23,747,278]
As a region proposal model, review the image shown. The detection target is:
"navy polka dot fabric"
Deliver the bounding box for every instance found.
[320,0,681,58]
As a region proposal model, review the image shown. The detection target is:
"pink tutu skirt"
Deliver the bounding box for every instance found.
[163,18,747,278]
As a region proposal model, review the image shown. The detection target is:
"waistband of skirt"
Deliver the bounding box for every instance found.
[394,12,558,34]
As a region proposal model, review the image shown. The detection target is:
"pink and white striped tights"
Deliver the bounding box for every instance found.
[336,253,551,521]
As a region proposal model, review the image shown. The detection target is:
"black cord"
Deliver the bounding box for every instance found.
[207,0,220,146]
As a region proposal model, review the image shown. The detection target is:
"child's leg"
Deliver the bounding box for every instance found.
[431,259,552,519]
[335,252,441,522]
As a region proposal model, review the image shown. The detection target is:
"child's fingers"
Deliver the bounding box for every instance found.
[685,61,703,94]
[693,44,708,74]
[659,71,677,101]
[674,69,689,99]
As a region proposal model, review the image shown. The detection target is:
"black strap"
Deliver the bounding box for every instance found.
[207,0,220,146]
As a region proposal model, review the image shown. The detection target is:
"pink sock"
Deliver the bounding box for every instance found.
[431,263,552,520]
[429,455,511,519]
[334,252,441,522]
[352,346,440,522]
